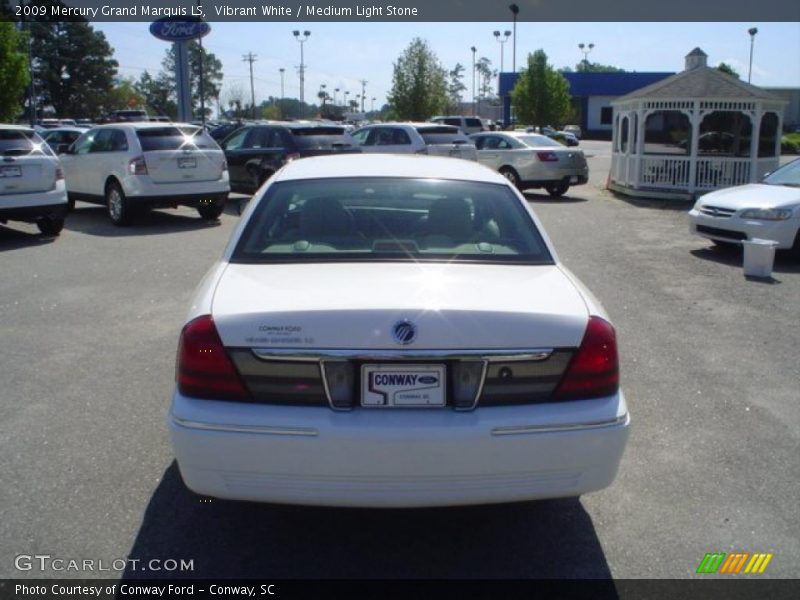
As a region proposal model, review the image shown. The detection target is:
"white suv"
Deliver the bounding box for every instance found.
[0,125,68,236]
[59,123,229,226]
[430,116,486,135]
[346,123,478,161]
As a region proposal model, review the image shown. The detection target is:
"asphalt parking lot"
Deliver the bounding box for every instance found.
[1,141,798,580]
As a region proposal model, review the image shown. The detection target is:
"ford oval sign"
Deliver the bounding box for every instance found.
[150,18,210,42]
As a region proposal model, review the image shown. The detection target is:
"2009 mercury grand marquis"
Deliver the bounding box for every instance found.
[169,154,630,507]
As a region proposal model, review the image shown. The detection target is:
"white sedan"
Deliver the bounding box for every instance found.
[169,154,630,507]
[689,158,800,256]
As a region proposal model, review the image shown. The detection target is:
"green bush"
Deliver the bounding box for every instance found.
[781,133,800,154]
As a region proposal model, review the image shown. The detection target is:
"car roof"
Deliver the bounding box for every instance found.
[273,154,507,185]
[356,122,460,130]
[42,127,86,133]
[0,124,35,132]
[94,122,199,130]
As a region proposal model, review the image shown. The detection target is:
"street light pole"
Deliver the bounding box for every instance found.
[279,68,285,100]
[508,4,519,72]
[578,42,594,70]
[493,30,511,73]
[292,30,311,106]
[470,46,476,116]
[371,97,376,112]
[747,27,758,83]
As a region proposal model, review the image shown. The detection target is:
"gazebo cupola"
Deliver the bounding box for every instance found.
[609,48,787,200]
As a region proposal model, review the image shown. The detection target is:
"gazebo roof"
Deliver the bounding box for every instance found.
[615,50,783,102]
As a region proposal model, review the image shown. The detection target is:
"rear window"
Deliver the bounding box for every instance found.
[0,129,54,156]
[233,178,553,265]
[518,135,563,148]
[289,127,350,149]
[416,126,469,145]
[136,127,218,151]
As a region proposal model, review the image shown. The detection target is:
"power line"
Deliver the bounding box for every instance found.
[242,52,257,118]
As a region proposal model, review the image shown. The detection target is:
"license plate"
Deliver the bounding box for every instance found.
[361,364,446,407]
[178,157,197,169]
[0,166,22,178]
[570,175,579,183]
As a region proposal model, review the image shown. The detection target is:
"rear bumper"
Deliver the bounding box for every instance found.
[521,169,589,188]
[169,390,630,507]
[122,174,230,206]
[125,192,229,209]
[0,182,68,216]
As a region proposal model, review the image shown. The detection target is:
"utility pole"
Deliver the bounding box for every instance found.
[279,68,285,100]
[242,52,257,119]
[360,80,367,113]
[470,46,476,116]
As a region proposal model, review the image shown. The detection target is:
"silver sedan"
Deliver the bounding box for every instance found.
[471,132,589,197]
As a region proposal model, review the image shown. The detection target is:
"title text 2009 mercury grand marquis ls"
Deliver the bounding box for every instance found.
[169,154,630,507]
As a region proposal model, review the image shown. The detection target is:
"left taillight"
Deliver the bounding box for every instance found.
[129,155,148,175]
[176,315,250,401]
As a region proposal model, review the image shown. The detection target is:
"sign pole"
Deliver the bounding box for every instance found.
[175,41,192,122]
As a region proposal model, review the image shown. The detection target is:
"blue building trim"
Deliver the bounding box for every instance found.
[499,71,674,131]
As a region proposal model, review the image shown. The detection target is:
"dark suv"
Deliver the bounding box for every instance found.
[220,122,358,194]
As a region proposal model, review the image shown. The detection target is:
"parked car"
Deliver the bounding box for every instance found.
[109,109,148,123]
[209,121,244,141]
[0,125,68,236]
[59,123,229,225]
[471,131,589,196]
[563,125,582,139]
[40,127,86,152]
[430,115,486,135]
[688,158,800,257]
[168,153,630,507]
[347,123,478,161]
[529,126,580,147]
[220,122,358,194]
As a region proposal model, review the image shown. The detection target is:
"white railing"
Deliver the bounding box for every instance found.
[638,156,691,189]
[695,158,751,190]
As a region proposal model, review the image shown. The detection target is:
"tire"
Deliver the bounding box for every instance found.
[545,182,570,197]
[197,197,225,220]
[789,230,800,260]
[499,167,521,189]
[106,181,133,226]
[37,216,64,236]
[711,239,739,250]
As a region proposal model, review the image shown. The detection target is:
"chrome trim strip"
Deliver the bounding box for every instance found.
[172,417,318,437]
[491,414,628,436]
[252,348,553,363]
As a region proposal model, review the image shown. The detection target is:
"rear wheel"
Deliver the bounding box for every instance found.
[499,167,521,189]
[106,181,133,226]
[37,216,64,236]
[197,197,225,220]
[545,182,570,197]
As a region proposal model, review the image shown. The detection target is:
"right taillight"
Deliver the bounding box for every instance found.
[536,151,559,162]
[129,156,148,175]
[553,316,619,401]
[176,315,250,401]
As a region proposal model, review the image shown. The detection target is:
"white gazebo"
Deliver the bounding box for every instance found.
[609,48,787,200]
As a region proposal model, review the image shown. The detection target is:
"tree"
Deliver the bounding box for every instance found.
[475,57,497,103]
[0,21,30,122]
[576,61,625,73]
[28,19,118,116]
[387,38,449,120]
[511,50,572,128]
[106,77,146,112]
[717,62,740,79]
[447,63,467,112]
[161,41,223,118]
[136,71,176,118]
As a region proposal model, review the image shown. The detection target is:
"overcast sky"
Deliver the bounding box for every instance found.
[94,21,800,113]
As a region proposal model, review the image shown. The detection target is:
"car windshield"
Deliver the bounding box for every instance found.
[518,135,562,148]
[233,178,553,264]
[136,127,217,151]
[763,159,800,187]
[0,129,54,156]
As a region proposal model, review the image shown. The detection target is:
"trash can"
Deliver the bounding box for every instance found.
[742,238,778,278]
